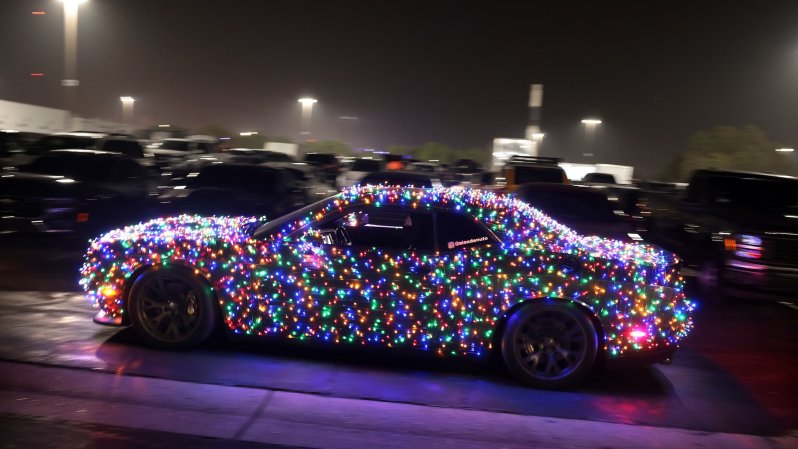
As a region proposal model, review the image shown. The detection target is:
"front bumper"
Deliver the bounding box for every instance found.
[723,259,798,301]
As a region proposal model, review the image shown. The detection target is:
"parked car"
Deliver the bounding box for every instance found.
[228,149,295,165]
[1,150,157,234]
[498,156,568,191]
[158,163,300,217]
[5,132,146,169]
[405,161,445,175]
[81,186,693,388]
[262,161,338,206]
[516,183,641,241]
[31,132,144,157]
[303,152,343,184]
[582,172,617,184]
[336,158,385,188]
[147,137,220,174]
[359,170,441,188]
[654,169,798,300]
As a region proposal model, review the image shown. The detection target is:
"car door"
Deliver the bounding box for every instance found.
[251,205,356,340]
[434,209,501,356]
[327,206,441,349]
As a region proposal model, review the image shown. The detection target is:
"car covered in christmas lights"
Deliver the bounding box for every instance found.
[80,186,693,388]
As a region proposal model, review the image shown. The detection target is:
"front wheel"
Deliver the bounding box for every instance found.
[501,301,598,389]
[128,267,218,350]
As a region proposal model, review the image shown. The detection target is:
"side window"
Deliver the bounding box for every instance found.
[197,143,214,153]
[340,208,435,251]
[436,211,493,251]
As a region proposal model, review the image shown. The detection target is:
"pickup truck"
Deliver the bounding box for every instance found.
[653,169,798,301]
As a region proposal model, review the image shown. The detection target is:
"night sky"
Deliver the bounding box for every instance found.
[1,0,796,177]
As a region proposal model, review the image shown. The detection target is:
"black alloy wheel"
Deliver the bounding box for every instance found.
[502,301,598,389]
[128,267,218,349]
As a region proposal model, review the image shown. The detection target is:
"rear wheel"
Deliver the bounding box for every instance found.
[128,267,218,350]
[501,301,598,389]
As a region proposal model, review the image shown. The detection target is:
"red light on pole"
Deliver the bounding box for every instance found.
[30,73,45,77]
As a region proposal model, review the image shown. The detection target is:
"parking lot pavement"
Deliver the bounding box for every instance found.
[0,362,795,449]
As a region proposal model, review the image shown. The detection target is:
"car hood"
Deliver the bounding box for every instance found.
[0,171,95,198]
[92,215,262,247]
[573,234,678,268]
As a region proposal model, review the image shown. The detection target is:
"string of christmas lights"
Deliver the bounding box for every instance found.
[80,186,693,358]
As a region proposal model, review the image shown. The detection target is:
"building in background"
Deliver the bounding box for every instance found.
[0,99,132,135]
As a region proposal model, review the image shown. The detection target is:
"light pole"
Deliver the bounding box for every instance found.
[298,97,318,141]
[581,118,602,159]
[60,0,87,116]
[120,96,135,124]
[531,132,545,155]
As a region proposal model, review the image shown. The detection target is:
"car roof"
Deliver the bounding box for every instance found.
[52,131,107,138]
[47,149,123,157]
[694,169,797,181]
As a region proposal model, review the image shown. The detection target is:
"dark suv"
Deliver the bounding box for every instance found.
[661,169,798,300]
[303,152,342,184]
[499,156,568,191]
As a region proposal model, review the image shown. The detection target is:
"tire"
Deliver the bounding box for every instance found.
[128,266,218,350]
[501,301,598,389]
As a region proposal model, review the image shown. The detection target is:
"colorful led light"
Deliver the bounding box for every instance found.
[80,186,694,358]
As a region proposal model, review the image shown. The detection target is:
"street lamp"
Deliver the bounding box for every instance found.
[298,97,318,141]
[120,96,135,123]
[775,148,795,153]
[60,0,88,116]
[581,118,602,159]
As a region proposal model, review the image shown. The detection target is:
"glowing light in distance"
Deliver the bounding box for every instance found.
[30,73,45,77]
[298,98,318,105]
[240,131,258,136]
[775,148,794,153]
[581,119,602,125]
[120,96,135,103]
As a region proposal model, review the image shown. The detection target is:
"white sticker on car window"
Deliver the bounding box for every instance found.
[447,236,488,249]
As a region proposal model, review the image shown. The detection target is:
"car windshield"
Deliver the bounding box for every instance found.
[36,135,96,151]
[192,166,279,192]
[351,159,381,172]
[711,176,798,211]
[159,140,191,151]
[585,173,616,183]
[515,166,564,184]
[253,196,336,238]
[24,153,114,182]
